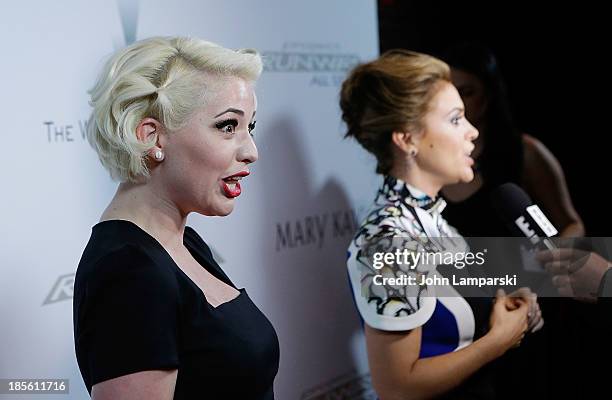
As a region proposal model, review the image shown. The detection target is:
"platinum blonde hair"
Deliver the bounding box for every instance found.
[87,36,263,182]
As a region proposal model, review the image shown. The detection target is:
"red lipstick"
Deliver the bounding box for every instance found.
[221,171,250,198]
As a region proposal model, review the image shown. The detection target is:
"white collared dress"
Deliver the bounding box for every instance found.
[347,175,477,358]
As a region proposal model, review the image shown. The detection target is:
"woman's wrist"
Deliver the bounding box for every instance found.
[479,329,509,360]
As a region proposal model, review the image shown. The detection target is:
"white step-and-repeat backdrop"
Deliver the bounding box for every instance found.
[0,1,381,398]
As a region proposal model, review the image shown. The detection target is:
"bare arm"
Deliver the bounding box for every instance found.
[91,370,177,400]
[365,292,528,400]
[522,134,584,237]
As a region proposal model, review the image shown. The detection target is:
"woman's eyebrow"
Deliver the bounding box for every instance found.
[446,107,464,116]
[214,108,245,118]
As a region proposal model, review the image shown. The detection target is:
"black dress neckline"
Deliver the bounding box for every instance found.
[92,219,245,310]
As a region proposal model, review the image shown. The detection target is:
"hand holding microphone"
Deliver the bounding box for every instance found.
[491,183,612,302]
[536,249,612,303]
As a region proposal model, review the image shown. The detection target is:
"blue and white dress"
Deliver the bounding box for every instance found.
[347,176,476,358]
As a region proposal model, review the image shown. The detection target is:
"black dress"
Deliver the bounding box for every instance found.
[73,220,279,399]
[443,185,566,400]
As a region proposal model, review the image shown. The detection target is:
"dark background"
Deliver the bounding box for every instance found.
[378,0,609,236]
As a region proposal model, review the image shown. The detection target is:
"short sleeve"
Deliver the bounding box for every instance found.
[347,219,437,332]
[77,245,180,388]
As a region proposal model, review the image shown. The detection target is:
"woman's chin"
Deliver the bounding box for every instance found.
[215,203,235,217]
[197,201,235,217]
[460,169,475,183]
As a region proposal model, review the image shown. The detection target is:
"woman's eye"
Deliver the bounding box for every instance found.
[248,120,257,136]
[216,119,238,134]
[451,115,462,126]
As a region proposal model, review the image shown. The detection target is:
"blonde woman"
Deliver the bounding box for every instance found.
[340,50,543,399]
[73,37,279,399]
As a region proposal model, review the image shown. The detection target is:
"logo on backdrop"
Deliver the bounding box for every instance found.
[43,273,75,306]
[43,120,89,144]
[301,371,376,400]
[262,42,361,87]
[275,207,362,252]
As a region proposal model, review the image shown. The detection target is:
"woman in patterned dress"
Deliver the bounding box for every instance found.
[340,50,543,399]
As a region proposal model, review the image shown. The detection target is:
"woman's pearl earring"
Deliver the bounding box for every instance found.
[153,150,164,161]
[410,149,418,157]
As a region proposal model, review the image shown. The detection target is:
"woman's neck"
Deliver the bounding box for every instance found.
[100,181,187,251]
[389,165,441,199]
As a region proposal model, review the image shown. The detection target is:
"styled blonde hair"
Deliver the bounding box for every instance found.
[339,49,450,174]
[87,36,263,182]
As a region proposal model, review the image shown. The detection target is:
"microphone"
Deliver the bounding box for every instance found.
[490,183,558,250]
